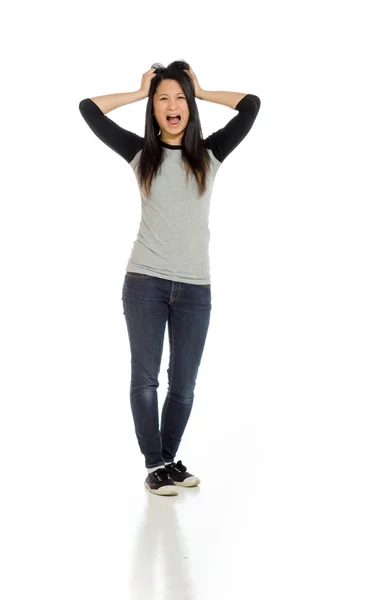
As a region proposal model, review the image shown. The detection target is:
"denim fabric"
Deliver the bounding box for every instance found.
[122,271,212,468]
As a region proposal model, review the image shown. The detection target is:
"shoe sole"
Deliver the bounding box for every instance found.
[173,476,200,487]
[145,481,179,496]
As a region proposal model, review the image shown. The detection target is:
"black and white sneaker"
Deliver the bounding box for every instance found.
[165,460,201,487]
[145,467,179,496]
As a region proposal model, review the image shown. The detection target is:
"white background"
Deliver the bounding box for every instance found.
[1,0,370,598]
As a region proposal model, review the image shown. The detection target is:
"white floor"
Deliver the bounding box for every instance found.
[2,334,370,599]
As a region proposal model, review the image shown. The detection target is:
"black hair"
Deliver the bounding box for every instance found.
[135,60,212,199]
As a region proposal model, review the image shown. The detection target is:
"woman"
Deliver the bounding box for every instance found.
[79,60,261,496]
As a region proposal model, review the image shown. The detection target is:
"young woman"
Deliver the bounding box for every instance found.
[79,60,261,496]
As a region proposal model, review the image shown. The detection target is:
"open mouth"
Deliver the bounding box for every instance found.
[166,115,181,126]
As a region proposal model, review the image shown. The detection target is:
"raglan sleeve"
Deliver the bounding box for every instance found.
[78,98,144,164]
[204,94,261,163]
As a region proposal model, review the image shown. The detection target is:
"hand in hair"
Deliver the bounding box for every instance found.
[183,65,203,99]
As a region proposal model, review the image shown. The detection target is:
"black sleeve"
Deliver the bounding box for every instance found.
[204,94,261,163]
[78,98,144,163]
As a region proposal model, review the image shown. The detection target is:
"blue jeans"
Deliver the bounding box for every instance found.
[121,271,212,469]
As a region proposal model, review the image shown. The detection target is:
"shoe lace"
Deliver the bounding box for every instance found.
[171,460,187,473]
[154,467,173,482]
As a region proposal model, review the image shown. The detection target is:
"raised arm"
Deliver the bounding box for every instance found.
[87,89,146,114]
[203,93,261,163]
[78,95,145,164]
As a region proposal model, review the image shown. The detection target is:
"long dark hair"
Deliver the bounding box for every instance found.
[135,60,212,199]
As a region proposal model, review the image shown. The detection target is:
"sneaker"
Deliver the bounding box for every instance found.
[164,460,200,487]
[145,467,179,496]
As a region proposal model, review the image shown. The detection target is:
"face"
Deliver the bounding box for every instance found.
[153,79,190,144]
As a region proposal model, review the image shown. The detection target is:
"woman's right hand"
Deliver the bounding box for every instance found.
[139,67,157,98]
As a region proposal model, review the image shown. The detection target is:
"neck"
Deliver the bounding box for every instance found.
[159,133,184,146]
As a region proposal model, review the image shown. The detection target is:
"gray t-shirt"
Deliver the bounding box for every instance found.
[79,94,261,284]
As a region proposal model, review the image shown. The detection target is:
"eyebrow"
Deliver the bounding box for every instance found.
[158,92,185,97]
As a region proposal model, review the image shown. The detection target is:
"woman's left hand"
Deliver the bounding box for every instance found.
[183,65,202,98]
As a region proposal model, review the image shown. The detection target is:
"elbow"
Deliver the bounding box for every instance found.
[250,95,261,112]
[79,98,89,113]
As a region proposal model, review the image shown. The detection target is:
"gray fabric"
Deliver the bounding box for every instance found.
[126,147,222,284]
